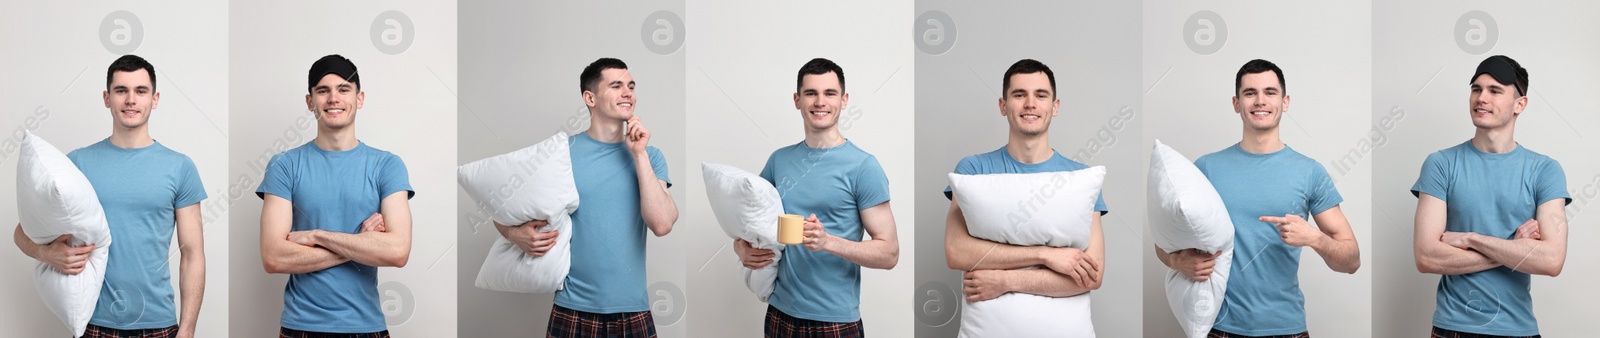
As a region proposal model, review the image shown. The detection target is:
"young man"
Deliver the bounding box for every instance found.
[941,59,1108,331]
[12,54,208,338]
[1411,55,1567,338]
[1154,59,1361,337]
[493,57,677,338]
[732,58,900,338]
[257,54,414,337]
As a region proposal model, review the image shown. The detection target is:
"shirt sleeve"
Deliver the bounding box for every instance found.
[379,153,414,200]
[174,156,207,208]
[853,155,891,209]
[1535,158,1571,206]
[944,156,978,200]
[1410,151,1450,202]
[1307,161,1344,215]
[647,146,672,188]
[256,154,293,200]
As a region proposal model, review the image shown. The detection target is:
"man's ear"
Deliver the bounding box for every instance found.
[103,91,112,109]
[305,94,315,113]
[150,91,161,110]
[793,92,801,110]
[584,90,597,108]
[356,91,365,110]
[1513,94,1528,116]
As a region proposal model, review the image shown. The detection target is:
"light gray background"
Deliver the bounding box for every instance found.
[1372,2,1600,336]
[912,1,1144,337]
[0,3,231,337]
[456,2,688,337]
[1143,2,1374,337]
[684,1,914,337]
[228,1,458,336]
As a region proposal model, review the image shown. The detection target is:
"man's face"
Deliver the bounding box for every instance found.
[793,72,848,132]
[584,68,636,121]
[998,72,1059,137]
[1468,74,1525,130]
[305,74,364,130]
[103,69,159,130]
[1232,71,1289,132]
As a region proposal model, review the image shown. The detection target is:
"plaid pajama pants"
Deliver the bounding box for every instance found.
[546,304,657,338]
[1430,326,1541,338]
[278,327,391,338]
[1208,328,1310,338]
[79,324,177,338]
[763,305,864,338]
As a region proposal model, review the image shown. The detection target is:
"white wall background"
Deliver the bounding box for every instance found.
[0,3,231,337]
[911,1,1144,337]
[228,1,458,336]
[456,1,689,337]
[1143,2,1374,337]
[1372,2,1600,336]
[684,1,915,337]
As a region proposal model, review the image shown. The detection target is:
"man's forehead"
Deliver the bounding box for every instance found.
[800,73,841,90]
[601,68,633,81]
[109,69,152,86]
[1470,73,1507,87]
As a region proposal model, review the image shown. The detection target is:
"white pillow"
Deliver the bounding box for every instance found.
[1147,140,1234,338]
[700,162,784,301]
[948,168,1105,338]
[458,132,578,293]
[16,131,111,338]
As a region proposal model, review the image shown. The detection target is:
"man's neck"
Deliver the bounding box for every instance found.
[1471,125,1517,154]
[1005,133,1053,164]
[1239,127,1285,154]
[313,126,359,151]
[803,126,845,149]
[107,125,154,149]
[586,115,625,143]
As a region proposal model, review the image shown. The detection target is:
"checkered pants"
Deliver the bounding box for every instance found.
[546,304,657,338]
[1208,328,1310,338]
[278,327,390,338]
[764,305,864,338]
[79,324,177,338]
[1431,326,1541,338]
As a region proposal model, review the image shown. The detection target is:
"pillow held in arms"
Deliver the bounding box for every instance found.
[701,162,784,301]
[458,132,578,293]
[948,167,1105,338]
[1148,140,1234,338]
[16,131,111,337]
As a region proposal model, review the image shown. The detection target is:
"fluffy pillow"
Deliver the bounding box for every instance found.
[948,168,1105,337]
[458,132,578,293]
[1148,140,1234,338]
[700,162,784,301]
[16,131,112,337]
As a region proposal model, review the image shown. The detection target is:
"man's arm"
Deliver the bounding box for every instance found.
[638,174,676,237]
[260,194,348,274]
[1456,199,1567,276]
[812,201,898,270]
[1413,193,1501,275]
[1305,205,1361,273]
[305,192,412,267]
[174,204,204,338]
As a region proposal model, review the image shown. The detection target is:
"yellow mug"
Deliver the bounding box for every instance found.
[778,214,804,245]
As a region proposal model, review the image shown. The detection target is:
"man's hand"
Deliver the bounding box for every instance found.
[624,116,651,157]
[361,213,387,233]
[495,219,557,256]
[37,234,95,275]
[1167,249,1223,281]
[733,238,775,269]
[286,230,321,247]
[962,270,1011,302]
[1039,246,1100,287]
[176,326,195,338]
[1514,219,1541,240]
[1261,214,1326,247]
[801,214,839,252]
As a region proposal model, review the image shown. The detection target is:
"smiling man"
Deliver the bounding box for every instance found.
[732,57,898,338]
[12,54,208,338]
[256,54,415,337]
[1411,55,1568,338]
[941,59,1109,336]
[1154,59,1361,338]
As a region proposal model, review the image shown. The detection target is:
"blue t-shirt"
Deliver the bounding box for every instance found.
[553,132,671,314]
[942,146,1109,214]
[1410,141,1568,337]
[70,140,206,330]
[761,140,891,323]
[256,141,412,333]
[1199,144,1342,336]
